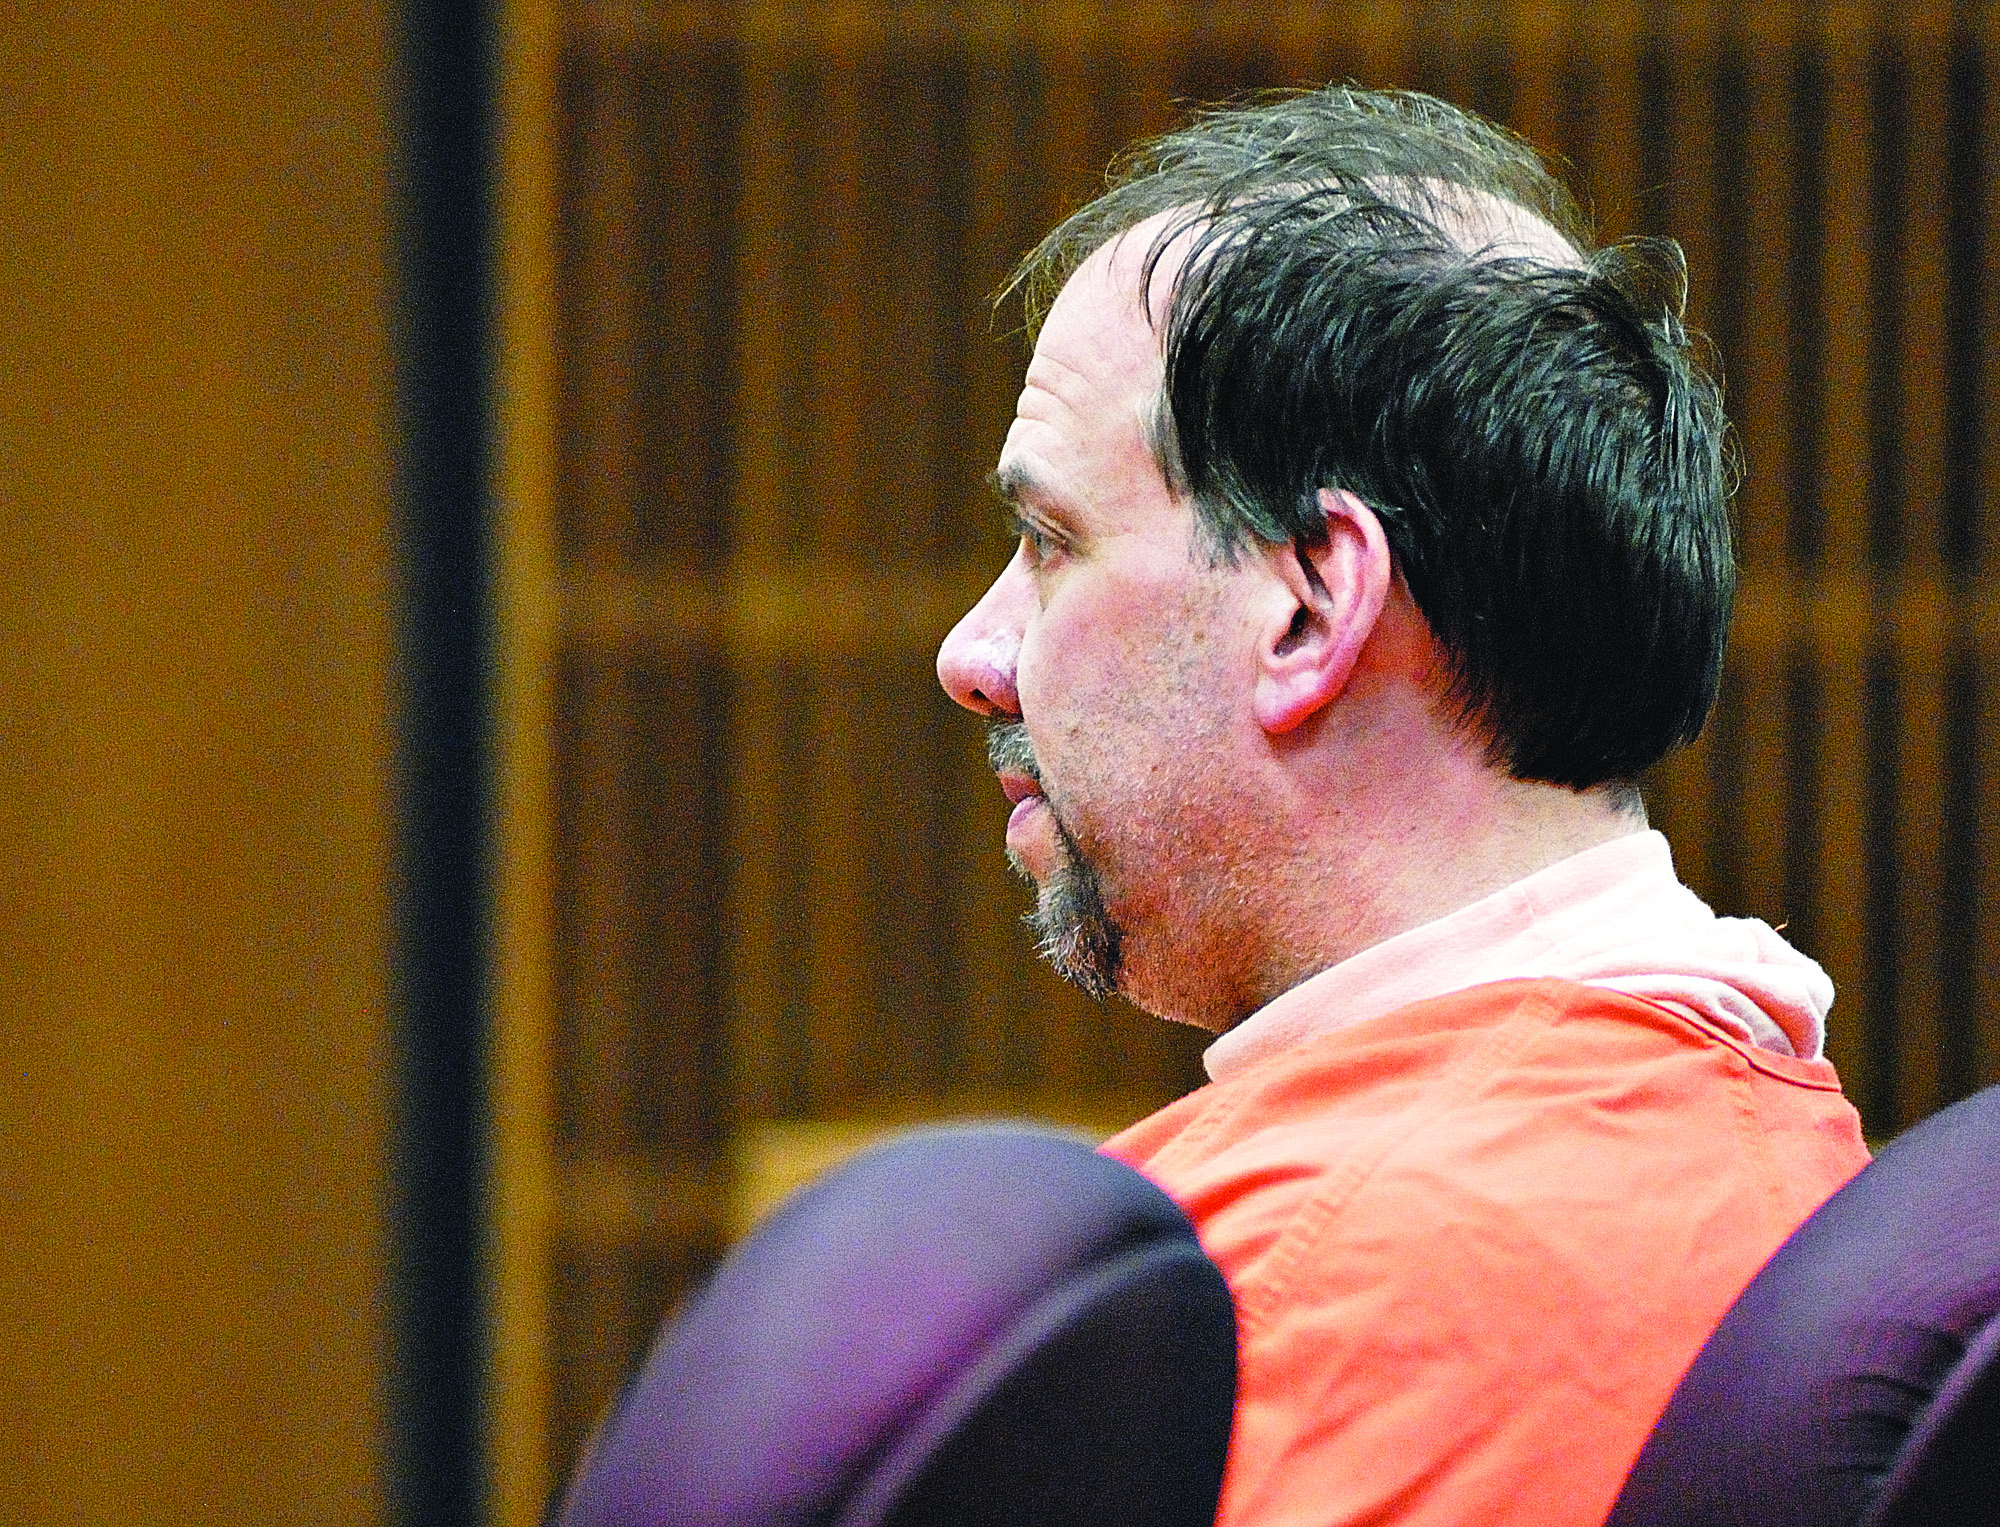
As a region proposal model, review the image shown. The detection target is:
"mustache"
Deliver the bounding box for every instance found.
[985,721,1042,784]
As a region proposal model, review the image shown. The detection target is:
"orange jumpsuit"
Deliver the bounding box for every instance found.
[1106,976,1868,1527]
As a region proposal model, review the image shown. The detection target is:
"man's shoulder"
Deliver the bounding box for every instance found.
[1106,974,1867,1290]
[1114,976,1762,1158]
[1105,978,1869,1527]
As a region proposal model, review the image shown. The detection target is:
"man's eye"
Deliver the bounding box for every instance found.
[1020,524,1062,564]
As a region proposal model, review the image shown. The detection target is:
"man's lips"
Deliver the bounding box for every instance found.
[986,725,1049,859]
[997,770,1041,806]
[997,770,1047,841]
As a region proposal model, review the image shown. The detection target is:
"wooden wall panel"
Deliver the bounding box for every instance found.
[558,49,644,569]
[1973,1,2000,1104]
[490,3,2000,1517]
[1974,654,2000,1090]
[1886,8,1956,1125]
[0,1,392,1521]
[1804,11,1876,1099]
[728,40,806,1133]
[1733,18,1803,575]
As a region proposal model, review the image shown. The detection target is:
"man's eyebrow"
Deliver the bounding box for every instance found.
[987,465,1064,537]
[987,463,1044,506]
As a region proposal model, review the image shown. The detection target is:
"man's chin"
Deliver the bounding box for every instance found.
[997,791,1252,1030]
[1003,818,1123,1001]
[1027,877,1121,1001]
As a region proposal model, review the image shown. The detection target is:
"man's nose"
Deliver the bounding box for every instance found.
[937,565,1027,717]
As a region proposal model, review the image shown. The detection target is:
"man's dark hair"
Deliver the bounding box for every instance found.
[1005,87,1737,791]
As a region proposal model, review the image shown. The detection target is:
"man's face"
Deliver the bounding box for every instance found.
[936,221,1270,1027]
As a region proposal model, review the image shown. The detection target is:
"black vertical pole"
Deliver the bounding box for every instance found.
[393,0,493,1521]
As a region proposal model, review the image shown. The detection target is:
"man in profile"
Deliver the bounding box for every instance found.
[935,88,1868,1526]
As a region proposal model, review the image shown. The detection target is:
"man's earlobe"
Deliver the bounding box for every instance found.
[1253,488,1392,735]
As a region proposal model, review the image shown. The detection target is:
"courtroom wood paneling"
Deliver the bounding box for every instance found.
[0,1,392,1522]
[553,650,729,1154]
[491,3,2000,1519]
[551,1240,720,1475]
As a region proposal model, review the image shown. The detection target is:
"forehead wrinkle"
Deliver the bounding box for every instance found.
[1001,209,1194,536]
[1013,304,1163,475]
[1020,349,1130,420]
[1029,298,1162,408]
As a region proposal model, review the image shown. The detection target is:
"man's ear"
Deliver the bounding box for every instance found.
[1252,487,1393,735]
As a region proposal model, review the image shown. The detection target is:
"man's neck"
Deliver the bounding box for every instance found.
[1344,774,1647,952]
[1252,717,1649,1011]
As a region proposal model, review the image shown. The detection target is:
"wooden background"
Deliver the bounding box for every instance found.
[0,0,392,1521]
[490,1,2000,1518]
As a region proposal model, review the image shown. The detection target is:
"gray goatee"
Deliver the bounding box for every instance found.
[986,721,1123,999]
